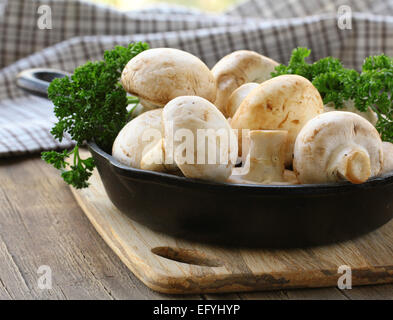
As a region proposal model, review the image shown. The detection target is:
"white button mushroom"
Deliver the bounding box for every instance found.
[112,109,169,171]
[162,96,238,182]
[211,50,279,116]
[324,99,378,126]
[230,75,324,166]
[382,142,393,174]
[139,138,166,172]
[293,111,383,184]
[121,48,216,109]
[230,130,289,184]
[226,82,259,118]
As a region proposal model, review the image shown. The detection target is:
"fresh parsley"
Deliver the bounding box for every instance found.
[42,42,149,189]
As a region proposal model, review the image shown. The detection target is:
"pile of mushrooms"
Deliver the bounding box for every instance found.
[112,47,393,185]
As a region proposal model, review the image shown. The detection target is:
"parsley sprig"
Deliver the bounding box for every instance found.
[42,42,149,188]
[272,48,393,142]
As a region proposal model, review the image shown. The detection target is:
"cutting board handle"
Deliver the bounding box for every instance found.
[151,246,223,267]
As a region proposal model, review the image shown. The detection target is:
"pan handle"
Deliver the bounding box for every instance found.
[16,68,70,98]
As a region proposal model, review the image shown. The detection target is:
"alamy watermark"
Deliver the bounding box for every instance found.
[337,265,352,290]
[37,5,52,30]
[337,5,352,30]
[37,265,52,290]
[140,125,249,173]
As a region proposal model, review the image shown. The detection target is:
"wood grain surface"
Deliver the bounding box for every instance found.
[72,150,393,295]
[0,151,393,299]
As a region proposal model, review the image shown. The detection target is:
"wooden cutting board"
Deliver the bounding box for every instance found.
[71,160,393,294]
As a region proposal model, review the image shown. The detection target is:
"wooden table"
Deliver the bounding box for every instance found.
[1,154,392,299]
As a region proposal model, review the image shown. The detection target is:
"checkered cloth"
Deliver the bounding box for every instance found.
[1,0,393,156]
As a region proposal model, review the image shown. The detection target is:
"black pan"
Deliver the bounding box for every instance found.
[17,68,393,248]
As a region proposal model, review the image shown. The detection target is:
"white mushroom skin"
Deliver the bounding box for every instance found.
[382,142,393,174]
[293,111,383,184]
[121,48,216,108]
[140,138,166,172]
[162,96,238,182]
[226,82,259,118]
[231,75,324,166]
[112,109,163,169]
[324,99,378,126]
[211,50,279,116]
[112,108,179,173]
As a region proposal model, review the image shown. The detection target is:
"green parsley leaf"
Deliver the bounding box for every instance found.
[42,42,149,188]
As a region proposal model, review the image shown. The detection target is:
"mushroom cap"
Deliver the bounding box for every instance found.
[382,142,393,174]
[226,82,259,118]
[293,111,383,184]
[163,96,238,182]
[230,75,324,165]
[112,109,163,169]
[121,48,216,107]
[211,50,279,116]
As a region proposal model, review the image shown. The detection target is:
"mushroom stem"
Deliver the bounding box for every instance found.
[328,146,371,184]
[240,130,287,183]
[139,98,160,111]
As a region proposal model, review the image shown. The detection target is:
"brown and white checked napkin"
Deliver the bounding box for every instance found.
[0,0,393,157]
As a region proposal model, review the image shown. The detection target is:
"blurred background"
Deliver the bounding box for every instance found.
[91,0,242,12]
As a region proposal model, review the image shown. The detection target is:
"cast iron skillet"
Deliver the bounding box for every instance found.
[16,68,393,248]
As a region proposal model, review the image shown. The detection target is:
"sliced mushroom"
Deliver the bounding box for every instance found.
[231,75,324,166]
[293,111,383,184]
[324,99,378,126]
[382,142,393,174]
[162,96,238,182]
[211,50,278,116]
[230,130,288,184]
[121,48,216,109]
[226,82,259,118]
[112,109,174,172]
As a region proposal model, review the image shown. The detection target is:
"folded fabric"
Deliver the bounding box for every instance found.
[0,0,392,157]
